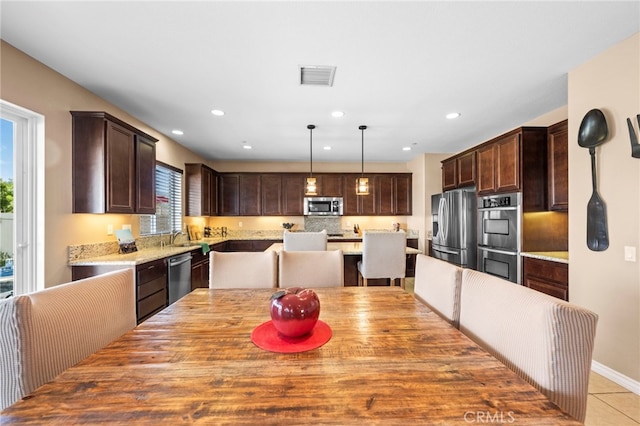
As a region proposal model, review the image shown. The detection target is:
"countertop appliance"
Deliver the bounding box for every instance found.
[167,253,192,305]
[431,187,477,269]
[477,192,521,284]
[304,197,343,216]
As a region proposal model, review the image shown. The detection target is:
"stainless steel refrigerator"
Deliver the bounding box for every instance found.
[431,187,477,269]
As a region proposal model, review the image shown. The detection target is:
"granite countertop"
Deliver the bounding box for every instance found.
[520,251,569,264]
[69,229,420,266]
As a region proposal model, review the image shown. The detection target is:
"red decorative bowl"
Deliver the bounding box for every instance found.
[270,287,320,338]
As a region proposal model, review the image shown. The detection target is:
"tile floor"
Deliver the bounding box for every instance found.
[403,278,640,425]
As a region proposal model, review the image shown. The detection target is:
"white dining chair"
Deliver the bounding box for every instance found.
[458,268,598,423]
[0,268,136,410]
[278,250,344,288]
[209,251,278,289]
[357,230,406,288]
[283,229,328,251]
[413,254,463,328]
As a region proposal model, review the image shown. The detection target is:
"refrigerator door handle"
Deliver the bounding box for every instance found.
[441,197,449,241]
[433,246,459,255]
[435,198,444,241]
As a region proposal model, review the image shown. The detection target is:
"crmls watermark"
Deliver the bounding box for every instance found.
[463,411,516,423]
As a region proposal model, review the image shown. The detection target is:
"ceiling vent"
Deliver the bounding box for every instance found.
[299,65,337,86]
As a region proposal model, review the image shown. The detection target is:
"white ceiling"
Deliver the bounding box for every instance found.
[1,1,638,163]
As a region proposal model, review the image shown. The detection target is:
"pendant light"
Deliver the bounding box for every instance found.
[356,125,369,195]
[305,124,317,196]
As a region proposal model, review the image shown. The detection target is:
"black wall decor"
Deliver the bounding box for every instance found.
[626,114,640,158]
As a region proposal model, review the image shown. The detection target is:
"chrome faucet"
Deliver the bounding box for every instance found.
[170,230,184,245]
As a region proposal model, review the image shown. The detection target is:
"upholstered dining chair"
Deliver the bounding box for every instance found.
[458,268,598,423]
[283,229,328,251]
[209,251,278,289]
[413,254,463,328]
[278,250,344,288]
[357,230,406,288]
[0,268,136,410]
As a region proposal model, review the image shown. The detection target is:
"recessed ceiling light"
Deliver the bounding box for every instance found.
[242,145,252,150]
[446,112,461,119]
[323,146,332,150]
[402,147,412,151]
[171,129,184,135]
[211,109,225,116]
[331,111,344,118]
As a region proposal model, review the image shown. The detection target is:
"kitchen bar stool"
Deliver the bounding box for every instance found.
[283,229,327,251]
[357,230,406,288]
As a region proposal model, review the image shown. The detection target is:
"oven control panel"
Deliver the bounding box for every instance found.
[479,192,521,209]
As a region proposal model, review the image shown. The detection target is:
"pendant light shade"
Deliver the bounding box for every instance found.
[305,124,317,196]
[356,125,369,195]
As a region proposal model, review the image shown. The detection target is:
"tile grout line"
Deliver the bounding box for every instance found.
[591,394,640,424]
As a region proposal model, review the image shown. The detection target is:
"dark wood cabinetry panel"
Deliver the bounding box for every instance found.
[476,144,497,193]
[136,258,167,323]
[376,174,395,215]
[476,128,547,211]
[495,133,520,192]
[317,174,343,197]
[261,174,283,215]
[547,120,568,211]
[190,249,210,290]
[457,151,476,188]
[394,174,412,215]
[522,257,568,301]
[71,111,157,214]
[441,159,457,191]
[342,174,360,215]
[239,174,261,215]
[282,174,305,215]
[186,163,217,217]
[219,174,240,216]
[135,135,157,214]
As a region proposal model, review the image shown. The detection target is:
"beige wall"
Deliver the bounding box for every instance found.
[568,33,640,383]
[0,41,209,287]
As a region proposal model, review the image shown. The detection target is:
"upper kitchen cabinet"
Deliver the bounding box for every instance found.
[476,127,547,211]
[442,151,476,191]
[261,174,283,216]
[547,120,568,211]
[185,163,218,216]
[218,173,261,216]
[376,174,412,215]
[282,174,305,215]
[315,174,343,197]
[71,111,158,214]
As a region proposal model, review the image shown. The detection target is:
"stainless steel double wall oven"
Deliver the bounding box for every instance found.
[477,192,522,283]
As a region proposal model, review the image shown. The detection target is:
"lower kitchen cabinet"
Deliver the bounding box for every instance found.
[136,258,168,323]
[522,257,568,301]
[191,249,210,290]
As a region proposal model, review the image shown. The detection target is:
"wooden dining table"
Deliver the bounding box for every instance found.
[1,287,580,424]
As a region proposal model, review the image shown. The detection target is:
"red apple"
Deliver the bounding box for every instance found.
[270,287,320,338]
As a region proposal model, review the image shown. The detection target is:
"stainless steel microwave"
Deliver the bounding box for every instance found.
[304,197,343,216]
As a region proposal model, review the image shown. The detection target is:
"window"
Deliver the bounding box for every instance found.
[140,162,182,235]
[0,100,45,296]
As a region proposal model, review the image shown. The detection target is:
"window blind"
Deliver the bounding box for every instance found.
[140,163,182,235]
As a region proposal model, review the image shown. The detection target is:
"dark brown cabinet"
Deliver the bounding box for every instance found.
[71,111,158,214]
[547,120,568,211]
[316,174,343,197]
[219,174,240,216]
[282,174,305,215]
[522,257,568,301]
[136,258,168,323]
[261,175,283,215]
[476,127,547,211]
[185,163,218,216]
[190,249,210,290]
[376,174,412,215]
[442,150,475,191]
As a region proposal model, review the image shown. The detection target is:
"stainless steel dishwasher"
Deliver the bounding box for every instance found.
[167,253,192,305]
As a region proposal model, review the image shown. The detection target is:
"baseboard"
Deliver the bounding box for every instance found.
[592,360,640,395]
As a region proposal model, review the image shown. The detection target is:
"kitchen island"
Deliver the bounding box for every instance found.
[265,242,422,286]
